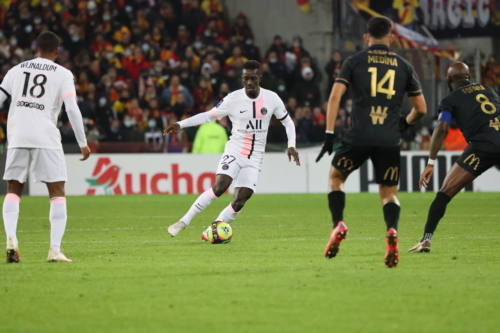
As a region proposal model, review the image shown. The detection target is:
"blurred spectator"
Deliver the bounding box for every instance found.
[482,55,500,89]
[288,36,310,66]
[201,0,223,15]
[243,38,261,62]
[295,67,321,107]
[260,63,278,91]
[295,106,313,143]
[122,115,142,142]
[192,79,213,113]
[267,51,287,81]
[143,116,164,152]
[324,51,343,96]
[415,126,432,151]
[161,75,194,107]
[276,79,289,102]
[192,121,228,154]
[224,46,248,72]
[172,92,189,120]
[183,0,206,36]
[122,47,150,82]
[231,12,253,44]
[266,35,287,62]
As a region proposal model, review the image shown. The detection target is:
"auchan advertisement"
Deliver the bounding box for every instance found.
[28,152,500,196]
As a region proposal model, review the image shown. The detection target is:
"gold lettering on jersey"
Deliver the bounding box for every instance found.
[368,55,398,67]
[463,154,480,170]
[490,117,500,131]
[462,85,486,94]
[383,167,399,181]
[370,106,388,125]
[337,157,354,171]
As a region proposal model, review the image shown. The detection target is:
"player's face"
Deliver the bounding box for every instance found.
[242,69,261,95]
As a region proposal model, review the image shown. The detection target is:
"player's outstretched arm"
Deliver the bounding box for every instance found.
[316,83,347,162]
[163,111,217,136]
[401,95,427,132]
[278,110,300,166]
[63,95,90,161]
[420,120,448,188]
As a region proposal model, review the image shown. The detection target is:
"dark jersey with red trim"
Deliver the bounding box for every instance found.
[335,44,422,146]
[438,81,500,153]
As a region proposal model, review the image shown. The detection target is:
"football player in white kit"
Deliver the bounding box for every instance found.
[0,32,90,263]
[164,61,300,240]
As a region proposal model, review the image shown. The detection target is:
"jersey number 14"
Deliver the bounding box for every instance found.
[368,67,396,100]
[22,72,47,98]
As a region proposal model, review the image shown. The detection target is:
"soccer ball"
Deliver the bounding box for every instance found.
[207,221,233,244]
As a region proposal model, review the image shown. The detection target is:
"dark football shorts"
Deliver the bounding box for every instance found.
[456,145,500,176]
[332,143,401,186]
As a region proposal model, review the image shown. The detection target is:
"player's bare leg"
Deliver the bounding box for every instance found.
[324,166,349,258]
[4,180,23,263]
[380,185,400,267]
[46,182,71,262]
[409,163,476,253]
[202,187,253,241]
[170,174,232,237]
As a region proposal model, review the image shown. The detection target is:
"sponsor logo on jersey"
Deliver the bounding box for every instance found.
[463,154,481,170]
[261,107,267,115]
[369,106,388,125]
[383,167,399,181]
[17,101,45,110]
[489,117,500,131]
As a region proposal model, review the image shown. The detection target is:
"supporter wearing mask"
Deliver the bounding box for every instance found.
[267,51,287,80]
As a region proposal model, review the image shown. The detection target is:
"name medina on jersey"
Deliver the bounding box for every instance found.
[17,101,44,110]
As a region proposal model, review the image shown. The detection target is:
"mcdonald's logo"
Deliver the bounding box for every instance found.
[463,154,480,170]
[369,106,388,125]
[383,167,399,181]
[337,157,354,170]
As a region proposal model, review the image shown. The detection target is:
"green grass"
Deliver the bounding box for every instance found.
[1,193,500,333]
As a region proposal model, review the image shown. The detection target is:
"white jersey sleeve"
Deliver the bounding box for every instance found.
[0,69,13,100]
[210,94,233,120]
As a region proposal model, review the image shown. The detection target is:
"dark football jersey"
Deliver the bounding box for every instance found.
[335,44,422,146]
[438,81,500,153]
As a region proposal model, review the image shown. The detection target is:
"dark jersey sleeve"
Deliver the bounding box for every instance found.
[437,95,455,115]
[334,58,353,87]
[405,64,423,97]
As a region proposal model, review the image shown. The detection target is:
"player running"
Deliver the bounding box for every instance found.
[164,60,299,240]
[409,62,500,253]
[0,32,90,263]
[316,17,427,267]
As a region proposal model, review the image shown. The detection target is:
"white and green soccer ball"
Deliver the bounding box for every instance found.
[208,221,233,244]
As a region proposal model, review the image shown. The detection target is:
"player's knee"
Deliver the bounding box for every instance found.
[232,191,252,211]
[212,182,230,197]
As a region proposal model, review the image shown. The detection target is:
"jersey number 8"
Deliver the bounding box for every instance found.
[22,72,47,99]
[476,94,497,114]
[368,67,396,100]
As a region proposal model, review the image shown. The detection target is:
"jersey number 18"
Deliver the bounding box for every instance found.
[22,72,47,98]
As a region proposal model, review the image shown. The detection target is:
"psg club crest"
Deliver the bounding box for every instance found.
[222,164,229,170]
[261,107,267,115]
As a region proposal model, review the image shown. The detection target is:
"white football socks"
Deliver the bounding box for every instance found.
[180,188,218,225]
[216,204,240,223]
[3,193,20,245]
[49,197,67,254]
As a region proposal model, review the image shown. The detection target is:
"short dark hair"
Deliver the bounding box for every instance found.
[367,17,393,39]
[243,60,261,71]
[37,31,60,53]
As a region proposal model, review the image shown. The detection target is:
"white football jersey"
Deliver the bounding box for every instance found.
[0,58,76,149]
[210,88,289,161]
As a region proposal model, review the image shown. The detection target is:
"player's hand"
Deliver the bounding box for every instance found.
[316,133,335,162]
[80,146,91,161]
[163,123,180,136]
[287,147,300,166]
[399,115,411,133]
[419,165,434,188]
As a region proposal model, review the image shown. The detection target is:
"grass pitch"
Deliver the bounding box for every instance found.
[1,193,500,333]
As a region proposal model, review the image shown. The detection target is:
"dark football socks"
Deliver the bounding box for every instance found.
[328,191,345,228]
[383,202,400,231]
[422,191,452,241]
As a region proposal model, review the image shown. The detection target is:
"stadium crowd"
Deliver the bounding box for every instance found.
[0,0,496,153]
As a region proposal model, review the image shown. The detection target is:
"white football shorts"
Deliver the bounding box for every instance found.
[215,151,262,192]
[3,148,67,183]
